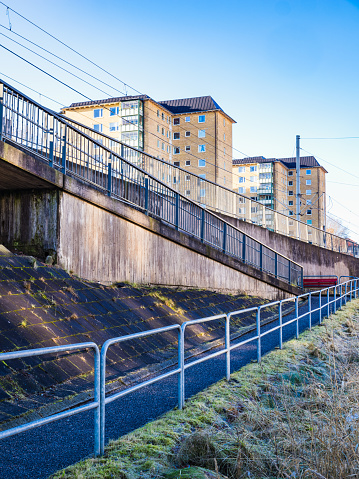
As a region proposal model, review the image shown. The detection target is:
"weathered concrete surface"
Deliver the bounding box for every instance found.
[0,141,299,299]
[218,213,359,279]
[0,189,58,258]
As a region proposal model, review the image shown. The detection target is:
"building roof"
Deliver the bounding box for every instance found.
[158,96,236,122]
[65,95,150,109]
[233,155,327,172]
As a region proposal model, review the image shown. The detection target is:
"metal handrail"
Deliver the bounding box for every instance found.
[0,79,303,287]
[61,115,356,256]
[0,279,357,463]
[0,342,100,455]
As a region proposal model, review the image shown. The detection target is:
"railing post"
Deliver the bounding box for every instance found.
[288,261,291,285]
[259,244,263,271]
[178,328,183,410]
[275,253,278,278]
[225,315,230,381]
[144,177,149,214]
[345,283,348,304]
[0,83,4,142]
[334,286,337,313]
[107,163,112,197]
[49,129,54,167]
[256,307,261,363]
[340,284,343,310]
[175,192,179,230]
[327,288,330,318]
[180,326,185,407]
[309,292,312,330]
[200,209,205,242]
[319,290,322,324]
[100,350,106,455]
[94,348,101,456]
[242,235,246,263]
[279,301,283,349]
[61,128,67,175]
[222,222,227,253]
[350,281,353,302]
[295,296,299,339]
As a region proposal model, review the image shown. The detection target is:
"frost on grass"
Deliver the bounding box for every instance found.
[51,300,359,479]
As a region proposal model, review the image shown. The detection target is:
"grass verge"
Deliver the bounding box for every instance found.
[51,299,359,479]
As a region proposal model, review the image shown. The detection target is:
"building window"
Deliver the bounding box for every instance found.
[186,190,191,196]
[110,107,119,116]
[289,211,294,216]
[250,186,257,193]
[185,131,190,137]
[185,116,190,122]
[223,118,226,126]
[238,187,245,194]
[238,166,245,173]
[162,127,165,135]
[174,147,180,154]
[157,125,160,132]
[185,175,190,181]
[198,159,206,167]
[199,174,206,181]
[173,118,180,125]
[307,209,312,215]
[288,181,293,186]
[238,177,245,183]
[200,188,206,197]
[306,169,311,175]
[306,200,312,205]
[185,160,191,166]
[238,207,245,214]
[223,177,226,184]
[167,146,170,153]
[109,122,119,131]
[250,165,257,172]
[306,189,312,195]
[224,147,226,155]
[306,179,311,185]
[250,176,257,182]
[162,142,165,150]
[93,124,103,132]
[161,113,164,120]
[173,132,180,140]
[185,146,191,151]
[157,110,160,117]
[93,109,103,118]
[288,171,293,176]
[198,130,206,138]
[157,140,160,148]
[288,190,293,196]
[289,200,293,206]
[198,144,206,152]
[198,115,206,123]
[307,219,312,225]
[224,133,226,141]
[174,161,180,167]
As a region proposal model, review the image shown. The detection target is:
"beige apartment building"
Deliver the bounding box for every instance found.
[61,95,235,187]
[232,156,327,231]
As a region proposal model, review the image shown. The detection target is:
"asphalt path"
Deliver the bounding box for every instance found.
[0,294,349,479]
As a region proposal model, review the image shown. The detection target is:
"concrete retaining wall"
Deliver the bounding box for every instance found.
[218,213,359,279]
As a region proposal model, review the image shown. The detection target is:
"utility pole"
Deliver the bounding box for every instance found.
[296,135,300,221]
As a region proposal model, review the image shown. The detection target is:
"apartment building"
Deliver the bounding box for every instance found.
[232,156,327,230]
[61,95,235,187]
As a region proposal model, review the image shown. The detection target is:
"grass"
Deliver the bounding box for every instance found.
[50,299,359,479]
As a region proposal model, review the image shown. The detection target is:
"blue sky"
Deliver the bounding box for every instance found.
[1,0,359,239]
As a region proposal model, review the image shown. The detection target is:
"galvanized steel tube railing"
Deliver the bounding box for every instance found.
[0,80,303,287]
[0,279,357,460]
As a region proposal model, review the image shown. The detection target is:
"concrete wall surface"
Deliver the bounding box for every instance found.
[57,190,293,300]
[219,213,359,279]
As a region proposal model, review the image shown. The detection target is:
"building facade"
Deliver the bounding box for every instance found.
[61,95,235,187]
[232,156,327,231]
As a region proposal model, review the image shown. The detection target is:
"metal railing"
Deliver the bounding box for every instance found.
[1,278,357,459]
[0,80,302,287]
[61,116,356,256]
[0,342,100,454]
